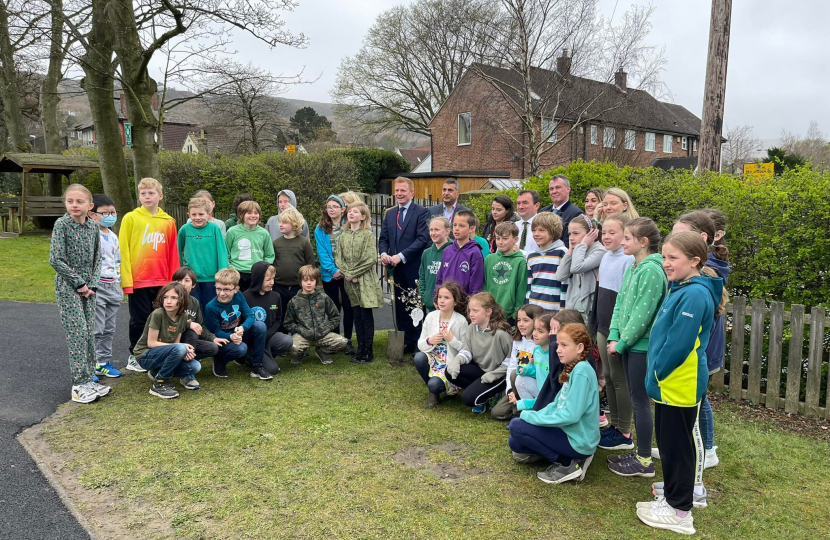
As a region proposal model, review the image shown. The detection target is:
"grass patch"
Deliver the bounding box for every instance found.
[44,332,830,540]
[0,233,56,303]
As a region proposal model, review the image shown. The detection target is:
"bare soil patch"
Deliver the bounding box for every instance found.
[393,442,486,481]
[710,394,830,442]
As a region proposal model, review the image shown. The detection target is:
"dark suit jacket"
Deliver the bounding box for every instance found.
[540,199,584,248]
[428,202,472,239]
[378,202,430,280]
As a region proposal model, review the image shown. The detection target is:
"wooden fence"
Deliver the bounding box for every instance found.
[714,297,830,419]
[162,203,230,227]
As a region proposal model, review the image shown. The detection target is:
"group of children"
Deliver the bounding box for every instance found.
[51,179,729,535]
[410,188,730,536]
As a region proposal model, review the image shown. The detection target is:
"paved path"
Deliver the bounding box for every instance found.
[0,299,394,539]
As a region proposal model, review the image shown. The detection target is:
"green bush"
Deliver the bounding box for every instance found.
[466,160,830,308]
[330,148,410,193]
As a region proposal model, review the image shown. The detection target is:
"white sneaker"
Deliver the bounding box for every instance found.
[651,447,661,460]
[704,446,719,469]
[90,381,111,398]
[652,482,708,508]
[71,383,99,404]
[636,497,695,535]
[126,354,147,372]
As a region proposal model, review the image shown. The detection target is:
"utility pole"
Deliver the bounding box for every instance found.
[696,0,732,173]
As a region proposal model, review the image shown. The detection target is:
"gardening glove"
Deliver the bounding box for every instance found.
[446,359,461,379]
[480,371,502,384]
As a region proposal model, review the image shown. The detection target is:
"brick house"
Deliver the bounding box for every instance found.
[429,53,702,179]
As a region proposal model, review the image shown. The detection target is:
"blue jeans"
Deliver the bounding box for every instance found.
[508,417,591,465]
[190,281,217,308]
[698,393,714,449]
[413,352,446,395]
[137,344,202,380]
[215,321,267,367]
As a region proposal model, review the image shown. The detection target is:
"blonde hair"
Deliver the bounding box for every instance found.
[298,264,321,286]
[187,197,211,213]
[237,200,261,219]
[531,211,563,241]
[345,202,372,231]
[339,191,361,206]
[603,187,638,218]
[63,183,92,201]
[278,206,305,233]
[430,216,451,230]
[137,177,163,195]
[215,268,241,287]
[603,213,631,231]
[192,189,214,202]
[394,177,415,191]
[663,231,708,271]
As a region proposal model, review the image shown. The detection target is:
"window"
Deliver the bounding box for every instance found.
[663,134,673,153]
[590,125,597,145]
[603,127,616,148]
[682,136,688,150]
[542,118,558,142]
[645,132,655,152]
[457,112,471,146]
[624,130,636,150]
[693,139,697,151]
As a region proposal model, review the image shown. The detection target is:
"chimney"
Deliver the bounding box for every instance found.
[200,129,205,139]
[119,93,127,117]
[615,67,627,92]
[151,92,159,112]
[556,49,572,76]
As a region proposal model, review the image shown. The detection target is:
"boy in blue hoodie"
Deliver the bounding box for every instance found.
[637,232,722,537]
[204,268,271,381]
[435,210,484,297]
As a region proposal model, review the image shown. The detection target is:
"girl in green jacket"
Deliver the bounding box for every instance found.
[418,216,451,312]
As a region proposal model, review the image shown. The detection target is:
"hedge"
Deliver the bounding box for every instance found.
[467,160,830,308]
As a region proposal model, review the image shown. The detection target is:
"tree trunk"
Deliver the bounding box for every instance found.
[40,0,66,196]
[107,0,166,186]
[0,2,32,153]
[80,0,133,216]
[697,0,732,173]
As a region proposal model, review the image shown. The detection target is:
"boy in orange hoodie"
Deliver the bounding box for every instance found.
[119,177,181,372]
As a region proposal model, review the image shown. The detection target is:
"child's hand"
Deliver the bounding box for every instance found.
[429,332,444,345]
[230,333,242,345]
[190,322,202,334]
[352,277,359,283]
[235,326,244,336]
[607,341,618,356]
[333,270,343,280]
[549,320,561,335]
[214,337,229,346]
[184,344,196,361]
[440,327,454,342]
[508,391,517,404]
[77,285,95,298]
[581,228,599,246]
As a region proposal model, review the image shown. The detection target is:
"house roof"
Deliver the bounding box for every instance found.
[437,63,701,137]
[397,146,431,168]
[185,129,239,154]
[649,156,697,171]
[161,123,197,151]
[0,153,100,173]
[411,153,431,173]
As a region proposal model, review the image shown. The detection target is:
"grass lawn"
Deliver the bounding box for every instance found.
[42,332,830,540]
[0,233,56,303]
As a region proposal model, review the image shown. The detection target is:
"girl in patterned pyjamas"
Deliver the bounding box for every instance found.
[50,184,111,404]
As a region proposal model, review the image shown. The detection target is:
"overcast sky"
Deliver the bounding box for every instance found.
[215,0,830,140]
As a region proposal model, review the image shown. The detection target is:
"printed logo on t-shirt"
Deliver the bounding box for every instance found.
[141,223,166,250]
[491,261,514,285]
[167,325,178,333]
[220,305,242,331]
[251,306,267,322]
[238,238,252,261]
[459,261,470,273]
[428,260,441,276]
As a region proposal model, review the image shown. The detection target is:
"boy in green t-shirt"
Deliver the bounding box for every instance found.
[484,221,528,324]
[225,200,274,292]
[178,197,228,307]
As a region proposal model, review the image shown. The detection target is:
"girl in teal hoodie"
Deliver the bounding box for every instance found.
[606,218,667,476]
[636,232,722,536]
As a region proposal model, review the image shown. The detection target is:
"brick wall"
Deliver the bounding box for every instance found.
[430,73,697,178]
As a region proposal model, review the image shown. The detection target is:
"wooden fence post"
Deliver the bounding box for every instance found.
[746,298,765,405]
[765,302,784,410]
[804,306,826,418]
[784,304,805,414]
[729,296,746,400]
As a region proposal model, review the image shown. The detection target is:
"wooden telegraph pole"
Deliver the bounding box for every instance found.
[696,0,732,172]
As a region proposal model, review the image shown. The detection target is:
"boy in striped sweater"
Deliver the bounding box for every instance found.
[526,212,567,311]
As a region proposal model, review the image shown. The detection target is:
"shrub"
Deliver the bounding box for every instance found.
[330,148,411,193]
[466,160,830,307]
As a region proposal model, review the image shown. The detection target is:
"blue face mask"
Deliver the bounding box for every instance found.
[100,215,117,228]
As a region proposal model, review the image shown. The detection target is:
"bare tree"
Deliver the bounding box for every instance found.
[331,0,500,137]
[469,0,667,176]
[781,121,830,171]
[721,124,759,173]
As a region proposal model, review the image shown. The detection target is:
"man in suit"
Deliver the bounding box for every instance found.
[540,174,583,248]
[428,178,470,238]
[379,177,431,353]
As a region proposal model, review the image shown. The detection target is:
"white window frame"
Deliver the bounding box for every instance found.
[663,134,673,153]
[603,127,616,148]
[624,130,636,150]
[542,118,558,143]
[457,112,471,146]
[693,139,697,151]
[682,136,688,150]
[590,125,597,145]
[645,132,655,152]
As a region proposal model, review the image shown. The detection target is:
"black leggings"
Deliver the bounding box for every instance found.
[352,306,374,351]
[655,403,699,512]
[621,350,653,458]
[446,363,506,407]
[323,279,353,339]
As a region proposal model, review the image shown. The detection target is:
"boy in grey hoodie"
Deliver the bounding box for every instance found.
[265,189,310,240]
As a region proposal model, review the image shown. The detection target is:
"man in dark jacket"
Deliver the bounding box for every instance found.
[378,177,430,352]
[243,261,294,375]
[540,174,583,248]
[428,178,471,238]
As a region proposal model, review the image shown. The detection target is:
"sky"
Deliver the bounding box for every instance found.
[194,0,830,140]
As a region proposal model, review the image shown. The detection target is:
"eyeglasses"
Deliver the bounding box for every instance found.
[215,287,236,293]
[91,211,117,217]
[326,205,343,211]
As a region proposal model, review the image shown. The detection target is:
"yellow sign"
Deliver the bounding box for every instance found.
[743,162,774,179]
[286,145,296,155]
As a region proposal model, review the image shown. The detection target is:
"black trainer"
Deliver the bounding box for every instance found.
[250,365,273,380]
[343,341,356,356]
[317,349,334,365]
[149,380,179,399]
[350,345,366,363]
[212,358,228,378]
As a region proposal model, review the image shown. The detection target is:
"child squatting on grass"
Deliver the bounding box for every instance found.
[490,304,544,421]
[50,184,109,404]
